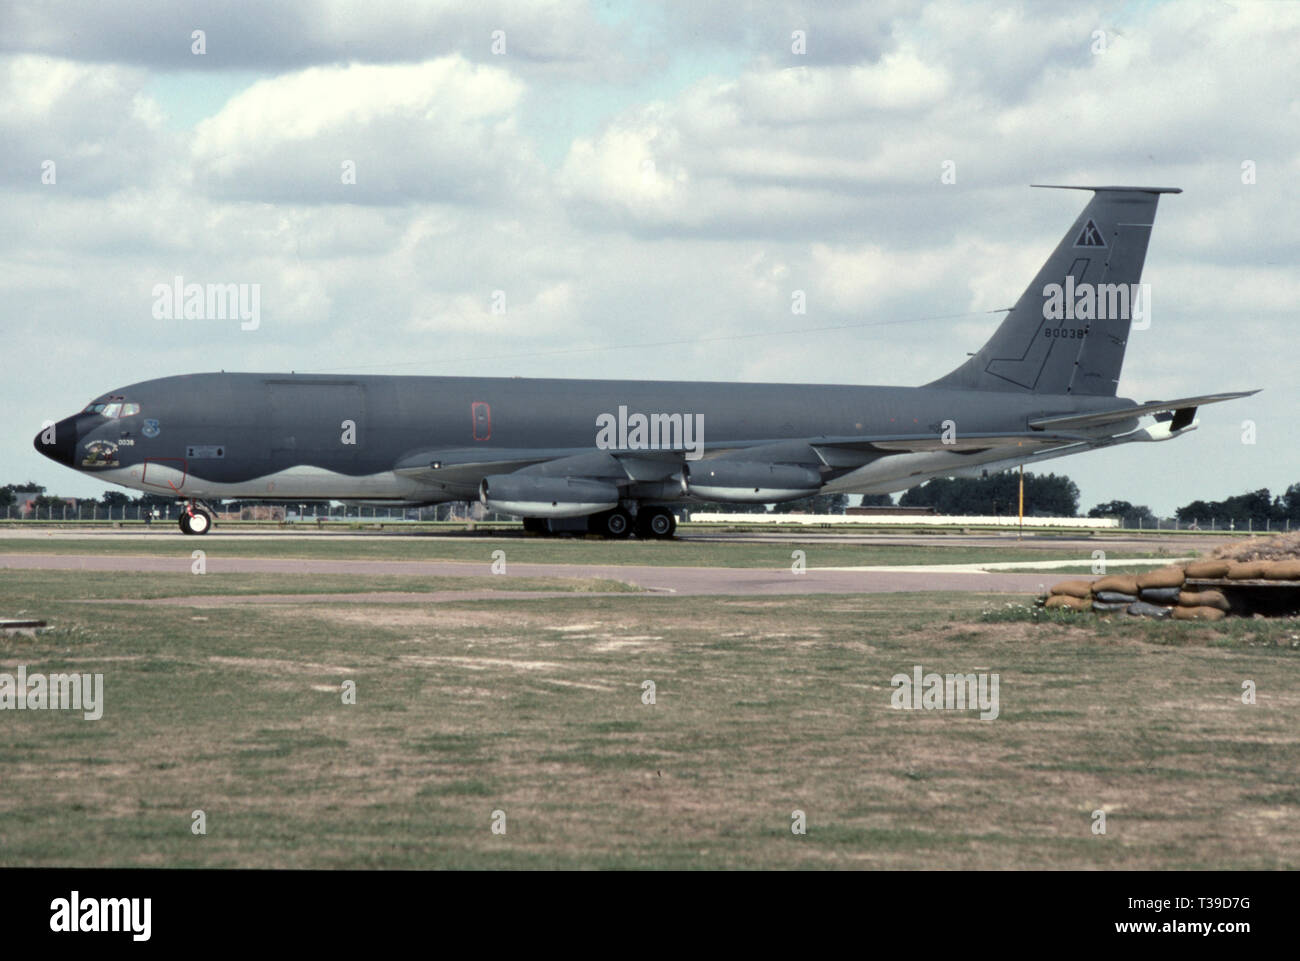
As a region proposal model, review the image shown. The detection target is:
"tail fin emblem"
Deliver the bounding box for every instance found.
[1074,219,1106,248]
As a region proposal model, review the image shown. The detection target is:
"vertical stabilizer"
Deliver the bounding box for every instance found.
[928,185,1180,395]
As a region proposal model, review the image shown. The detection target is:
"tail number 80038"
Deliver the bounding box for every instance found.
[1045,326,1090,339]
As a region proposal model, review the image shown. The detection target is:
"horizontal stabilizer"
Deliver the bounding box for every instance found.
[1029,184,1183,194]
[1028,390,1258,431]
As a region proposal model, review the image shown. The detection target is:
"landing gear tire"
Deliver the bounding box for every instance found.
[590,508,633,539]
[635,507,677,540]
[522,517,547,535]
[180,508,211,535]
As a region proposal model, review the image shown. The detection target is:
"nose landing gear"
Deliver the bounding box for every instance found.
[178,500,213,535]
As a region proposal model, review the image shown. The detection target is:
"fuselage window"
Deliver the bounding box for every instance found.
[121,403,140,417]
[101,403,123,418]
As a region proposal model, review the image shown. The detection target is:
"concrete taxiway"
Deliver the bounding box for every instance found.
[0,524,1216,599]
[1,551,1074,597]
[0,526,1237,556]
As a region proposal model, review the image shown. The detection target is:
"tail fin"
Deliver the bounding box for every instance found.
[928,185,1181,395]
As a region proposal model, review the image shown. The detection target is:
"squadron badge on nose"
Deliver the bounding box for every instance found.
[142,419,161,438]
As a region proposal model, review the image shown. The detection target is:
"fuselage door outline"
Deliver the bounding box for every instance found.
[472,401,492,442]
[141,457,188,492]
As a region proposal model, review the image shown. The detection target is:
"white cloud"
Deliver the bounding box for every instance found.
[0,0,624,76]
[735,54,952,121]
[191,56,539,205]
[0,55,171,193]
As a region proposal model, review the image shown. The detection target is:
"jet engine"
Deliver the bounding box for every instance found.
[479,474,620,518]
[682,462,821,503]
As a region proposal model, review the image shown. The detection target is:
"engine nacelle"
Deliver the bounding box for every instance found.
[480,474,620,518]
[683,461,821,503]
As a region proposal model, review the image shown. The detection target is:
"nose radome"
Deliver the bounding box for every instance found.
[33,415,81,468]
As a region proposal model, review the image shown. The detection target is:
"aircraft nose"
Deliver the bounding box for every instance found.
[33,415,83,468]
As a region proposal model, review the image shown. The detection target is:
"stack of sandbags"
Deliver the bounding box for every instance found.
[1224,559,1300,580]
[1136,565,1184,591]
[1091,573,1140,613]
[1141,564,1225,620]
[1171,588,1229,621]
[1043,579,1092,611]
[1043,564,1228,619]
[1093,567,1181,618]
[1077,569,1184,617]
[1183,560,1229,579]
[1042,548,1300,620]
[1268,560,1300,579]
[1120,566,1185,618]
[1186,557,1300,582]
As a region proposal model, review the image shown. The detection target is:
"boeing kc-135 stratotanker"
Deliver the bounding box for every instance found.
[35,186,1257,538]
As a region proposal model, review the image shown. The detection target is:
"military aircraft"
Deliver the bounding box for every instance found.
[35,185,1255,537]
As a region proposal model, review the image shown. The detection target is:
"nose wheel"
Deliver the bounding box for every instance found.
[179,505,212,535]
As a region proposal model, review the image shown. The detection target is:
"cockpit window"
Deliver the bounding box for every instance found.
[81,401,140,418]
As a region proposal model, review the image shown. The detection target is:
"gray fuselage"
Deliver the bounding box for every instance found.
[37,372,1132,504]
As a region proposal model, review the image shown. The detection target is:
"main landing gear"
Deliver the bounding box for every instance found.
[520,506,677,540]
[589,507,633,539]
[590,505,676,540]
[633,506,676,540]
[179,501,212,535]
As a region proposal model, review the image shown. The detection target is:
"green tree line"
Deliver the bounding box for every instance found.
[899,472,1080,516]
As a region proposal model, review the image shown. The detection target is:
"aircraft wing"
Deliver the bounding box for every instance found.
[1028,390,1259,433]
[395,430,1090,491]
[392,447,562,497]
[395,413,1205,508]
[812,431,1090,455]
[393,446,691,496]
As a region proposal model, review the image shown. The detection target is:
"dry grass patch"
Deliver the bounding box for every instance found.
[1,571,1296,869]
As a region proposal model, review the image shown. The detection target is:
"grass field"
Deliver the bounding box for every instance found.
[0,535,1185,570]
[2,568,1296,869]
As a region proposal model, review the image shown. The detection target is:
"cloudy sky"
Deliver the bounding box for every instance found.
[3,0,1297,514]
